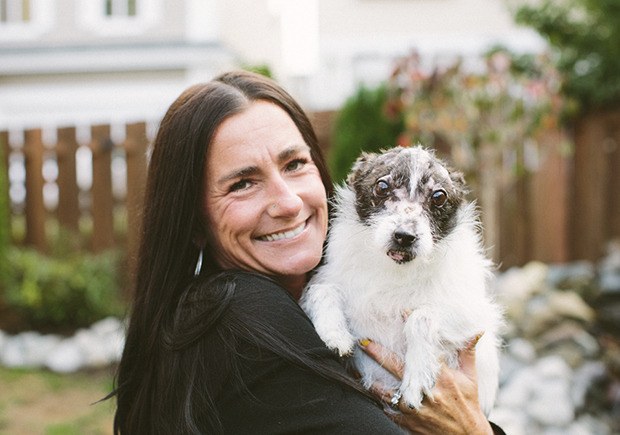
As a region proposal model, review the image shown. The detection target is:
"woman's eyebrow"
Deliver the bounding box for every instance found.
[216,144,311,185]
[217,166,259,185]
[277,144,311,163]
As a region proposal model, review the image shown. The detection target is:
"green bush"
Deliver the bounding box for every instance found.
[4,247,124,331]
[328,84,404,183]
[515,0,620,111]
[0,140,9,288]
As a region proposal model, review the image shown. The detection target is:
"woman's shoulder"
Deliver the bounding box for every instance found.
[178,270,310,334]
[206,269,298,309]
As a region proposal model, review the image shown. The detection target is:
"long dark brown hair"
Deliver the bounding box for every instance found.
[112,71,341,433]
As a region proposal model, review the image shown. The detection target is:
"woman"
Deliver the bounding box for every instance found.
[113,70,502,434]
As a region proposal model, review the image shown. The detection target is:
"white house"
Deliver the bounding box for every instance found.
[0,0,543,130]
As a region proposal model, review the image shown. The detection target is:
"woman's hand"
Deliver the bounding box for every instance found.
[360,335,493,435]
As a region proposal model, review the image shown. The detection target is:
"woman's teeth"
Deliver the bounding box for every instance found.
[259,222,306,241]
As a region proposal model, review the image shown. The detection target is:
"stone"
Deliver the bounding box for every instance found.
[488,406,529,435]
[0,330,6,353]
[0,335,26,367]
[496,365,537,409]
[498,353,525,386]
[571,361,607,410]
[507,337,537,363]
[536,322,600,367]
[495,261,548,321]
[547,290,596,323]
[74,329,110,367]
[568,414,612,435]
[44,337,86,373]
[526,356,575,426]
[0,332,61,368]
[91,316,124,337]
[599,272,620,294]
[547,261,595,292]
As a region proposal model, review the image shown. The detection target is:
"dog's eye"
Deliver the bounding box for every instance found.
[374,179,391,197]
[431,190,447,207]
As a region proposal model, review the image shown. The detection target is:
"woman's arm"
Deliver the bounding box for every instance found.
[360,335,500,435]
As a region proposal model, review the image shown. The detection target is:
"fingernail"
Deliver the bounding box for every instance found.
[359,338,371,347]
[471,332,484,347]
[401,308,412,321]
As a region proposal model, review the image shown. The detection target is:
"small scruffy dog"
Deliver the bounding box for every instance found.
[300,145,502,415]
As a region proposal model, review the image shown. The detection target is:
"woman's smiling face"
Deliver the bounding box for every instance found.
[203,101,328,292]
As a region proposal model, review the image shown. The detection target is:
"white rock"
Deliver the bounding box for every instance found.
[497,365,537,408]
[488,406,529,435]
[0,332,61,368]
[526,357,574,426]
[74,329,110,368]
[571,361,607,410]
[498,353,524,385]
[27,334,62,367]
[508,338,537,363]
[495,262,548,320]
[547,290,596,323]
[536,355,573,380]
[44,337,86,373]
[0,335,26,367]
[91,316,124,337]
[571,414,611,435]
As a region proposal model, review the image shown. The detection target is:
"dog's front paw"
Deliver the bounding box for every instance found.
[319,329,356,357]
[400,371,436,410]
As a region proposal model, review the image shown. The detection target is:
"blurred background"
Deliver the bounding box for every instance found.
[0,0,618,433]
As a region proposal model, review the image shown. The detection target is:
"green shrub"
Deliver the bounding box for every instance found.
[328,84,404,183]
[4,247,124,331]
[0,139,9,288]
[515,0,620,111]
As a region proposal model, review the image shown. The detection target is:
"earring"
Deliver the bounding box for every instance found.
[194,249,203,276]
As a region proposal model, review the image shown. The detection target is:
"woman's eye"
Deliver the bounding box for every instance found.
[229,179,252,192]
[285,158,308,172]
[431,190,447,207]
[373,179,391,197]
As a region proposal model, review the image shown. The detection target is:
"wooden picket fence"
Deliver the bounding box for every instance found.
[1,110,619,277]
[1,123,150,286]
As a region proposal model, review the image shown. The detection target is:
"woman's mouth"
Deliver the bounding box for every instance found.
[257,221,307,242]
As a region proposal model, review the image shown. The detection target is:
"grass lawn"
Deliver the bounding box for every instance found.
[0,366,115,434]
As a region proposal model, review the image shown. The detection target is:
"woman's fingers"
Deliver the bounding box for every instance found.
[368,382,395,404]
[359,339,405,379]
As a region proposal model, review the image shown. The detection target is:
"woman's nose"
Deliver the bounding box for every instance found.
[267,178,303,218]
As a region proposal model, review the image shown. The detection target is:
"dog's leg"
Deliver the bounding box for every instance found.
[300,283,356,356]
[400,307,443,409]
[473,331,500,416]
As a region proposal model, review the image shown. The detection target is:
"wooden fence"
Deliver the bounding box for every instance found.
[1,110,619,275]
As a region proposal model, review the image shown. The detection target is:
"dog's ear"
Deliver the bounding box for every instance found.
[449,169,469,196]
[346,151,377,186]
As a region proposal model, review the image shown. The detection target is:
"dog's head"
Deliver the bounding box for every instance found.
[346,146,467,264]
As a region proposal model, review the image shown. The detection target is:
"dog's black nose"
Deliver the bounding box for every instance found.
[394,230,417,247]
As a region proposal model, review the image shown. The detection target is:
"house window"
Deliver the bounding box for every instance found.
[0,0,53,41]
[78,0,161,36]
[0,0,30,23]
[104,0,137,18]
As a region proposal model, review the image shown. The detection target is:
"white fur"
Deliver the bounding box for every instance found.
[300,152,502,415]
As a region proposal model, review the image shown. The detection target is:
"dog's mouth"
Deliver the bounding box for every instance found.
[387,249,414,264]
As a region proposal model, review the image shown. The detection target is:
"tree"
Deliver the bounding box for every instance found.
[328,85,403,183]
[386,48,566,260]
[515,0,620,111]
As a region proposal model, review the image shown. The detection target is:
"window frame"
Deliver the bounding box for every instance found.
[78,0,162,37]
[0,0,54,41]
